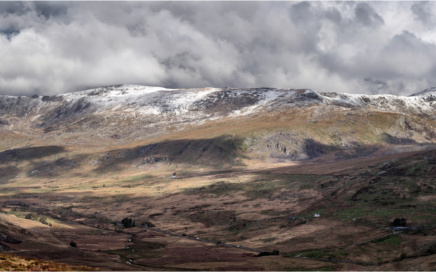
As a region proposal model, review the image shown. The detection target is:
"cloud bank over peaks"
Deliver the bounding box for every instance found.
[0,1,435,96]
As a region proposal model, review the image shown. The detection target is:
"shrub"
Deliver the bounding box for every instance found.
[39,217,48,225]
[412,224,430,236]
[121,217,135,228]
[142,221,155,227]
[69,241,77,247]
[427,244,436,254]
[392,217,407,227]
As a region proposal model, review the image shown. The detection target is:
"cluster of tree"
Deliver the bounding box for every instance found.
[121,217,135,228]
[392,217,407,227]
[25,214,52,226]
[256,250,280,257]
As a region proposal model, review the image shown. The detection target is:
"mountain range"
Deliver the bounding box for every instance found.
[1,85,435,164]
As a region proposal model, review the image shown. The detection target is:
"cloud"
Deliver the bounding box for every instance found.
[411,2,432,25]
[0,2,435,96]
[354,3,384,27]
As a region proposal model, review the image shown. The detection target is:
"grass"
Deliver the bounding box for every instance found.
[411,214,435,221]
[333,207,416,221]
[334,207,369,221]
[104,240,165,260]
[347,176,428,207]
[380,236,402,245]
[120,174,157,183]
[0,253,94,271]
[183,176,302,199]
[187,210,238,228]
[332,206,432,228]
[285,266,336,271]
[73,184,93,190]
[242,174,326,199]
[371,208,413,217]
[258,237,277,243]
[285,248,347,260]
[184,181,241,196]
[405,160,429,176]
[372,235,402,246]
[111,194,130,203]
[260,210,289,216]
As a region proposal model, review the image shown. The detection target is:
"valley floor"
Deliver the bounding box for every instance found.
[1,149,436,271]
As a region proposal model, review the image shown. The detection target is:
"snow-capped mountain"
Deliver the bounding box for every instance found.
[409,87,436,97]
[0,85,435,159]
[1,85,434,124]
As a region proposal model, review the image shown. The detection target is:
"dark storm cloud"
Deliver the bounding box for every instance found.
[0,1,435,96]
[0,2,28,15]
[354,3,384,27]
[364,78,389,94]
[411,2,432,25]
[33,2,70,20]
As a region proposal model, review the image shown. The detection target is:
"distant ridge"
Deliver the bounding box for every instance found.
[0,84,435,162]
[409,87,436,97]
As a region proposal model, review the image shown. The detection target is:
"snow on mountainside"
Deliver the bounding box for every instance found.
[1,85,435,121]
[0,85,435,146]
[53,85,436,116]
[0,85,435,163]
[409,87,436,97]
[318,91,435,113]
[0,86,314,131]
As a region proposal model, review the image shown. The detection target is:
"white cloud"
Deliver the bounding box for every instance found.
[0,2,435,96]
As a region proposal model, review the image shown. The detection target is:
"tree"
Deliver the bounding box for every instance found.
[39,217,48,225]
[392,217,407,227]
[121,217,135,228]
[142,221,155,227]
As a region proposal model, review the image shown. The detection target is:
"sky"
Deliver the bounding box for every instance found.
[0,1,436,96]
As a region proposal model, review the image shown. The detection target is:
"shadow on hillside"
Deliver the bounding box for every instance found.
[26,155,88,178]
[0,166,20,183]
[5,149,436,202]
[303,139,332,159]
[0,146,65,163]
[93,135,245,173]
[93,137,388,174]
[382,133,417,145]
[2,149,435,232]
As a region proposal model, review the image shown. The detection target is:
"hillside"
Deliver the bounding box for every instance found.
[0,85,435,165]
[0,85,435,271]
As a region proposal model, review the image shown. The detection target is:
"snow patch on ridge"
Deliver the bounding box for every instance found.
[409,87,436,97]
[0,85,434,128]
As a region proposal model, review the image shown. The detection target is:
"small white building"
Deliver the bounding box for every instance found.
[314,213,321,218]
